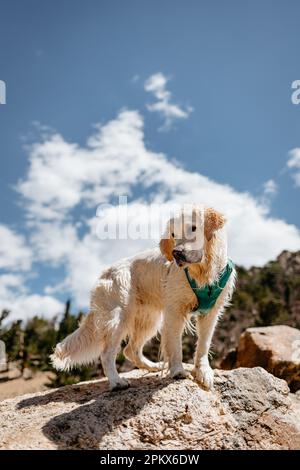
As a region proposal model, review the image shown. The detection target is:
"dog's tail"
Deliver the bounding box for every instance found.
[50,312,102,371]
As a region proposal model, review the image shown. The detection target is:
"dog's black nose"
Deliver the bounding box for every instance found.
[172,249,186,263]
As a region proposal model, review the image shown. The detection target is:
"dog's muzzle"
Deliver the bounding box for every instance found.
[172,249,187,267]
[173,248,203,267]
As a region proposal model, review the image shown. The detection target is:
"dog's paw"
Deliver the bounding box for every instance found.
[170,367,191,380]
[192,365,214,390]
[110,377,130,391]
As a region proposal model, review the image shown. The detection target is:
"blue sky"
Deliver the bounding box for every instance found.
[0,0,300,320]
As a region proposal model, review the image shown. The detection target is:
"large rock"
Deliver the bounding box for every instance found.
[236,326,300,392]
[0,366,299,450]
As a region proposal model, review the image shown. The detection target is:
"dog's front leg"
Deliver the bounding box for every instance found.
[161,306,189,379]
[192,307,220,390]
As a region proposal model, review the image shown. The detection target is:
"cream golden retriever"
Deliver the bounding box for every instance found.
[51,204,236,391]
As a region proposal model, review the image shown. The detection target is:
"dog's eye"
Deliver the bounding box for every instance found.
[192,225,196,232]
[171,232,175,238]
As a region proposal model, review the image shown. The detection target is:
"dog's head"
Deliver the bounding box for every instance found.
[159,205,226,267]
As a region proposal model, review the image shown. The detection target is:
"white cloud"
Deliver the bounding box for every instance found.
[0,273,63,323]
[13,295,63,322]
[263,179,278,196]
[287,148,300,186]
[17,112,157,220]
[144,73,193,130]
[2,294,63,324]
[0,274,26,299]
[260,179,278,207]
[1,109,300,320]
[0,225,32,271]
[0,221,62,323]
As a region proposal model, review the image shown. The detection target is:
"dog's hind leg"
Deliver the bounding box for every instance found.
[124,308,164,372]
[99,306,129,391]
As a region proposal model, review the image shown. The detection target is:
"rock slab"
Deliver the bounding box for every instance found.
[236,325,300,392]
[0,366,300,450]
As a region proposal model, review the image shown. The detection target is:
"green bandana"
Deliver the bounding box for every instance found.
[184,259,234,316]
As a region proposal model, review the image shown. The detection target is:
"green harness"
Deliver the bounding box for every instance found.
[184,259,234,316]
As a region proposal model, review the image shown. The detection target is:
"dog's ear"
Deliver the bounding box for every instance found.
[204,207,226,241]
[159,231,175,262]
